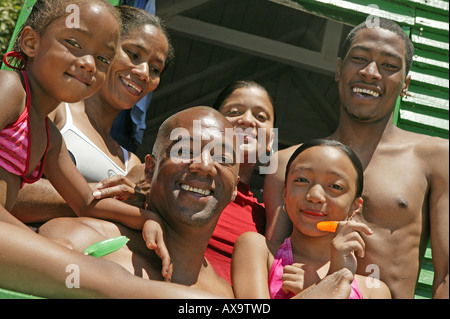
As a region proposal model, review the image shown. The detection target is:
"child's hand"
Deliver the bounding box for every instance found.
[143,218,173,282]
[297,268,354,299]
[281,263,316,295]
[328,221,373,275]
[93,174,148,209]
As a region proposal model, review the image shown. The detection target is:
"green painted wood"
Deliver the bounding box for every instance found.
[415,7,449,35]
[402,0,449,14]
[415,245,434,299]
[0,287,43,299]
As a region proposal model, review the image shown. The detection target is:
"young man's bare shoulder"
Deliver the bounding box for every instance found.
[272,144,303,175]
[278,144,301,160]
[398,129,448,157]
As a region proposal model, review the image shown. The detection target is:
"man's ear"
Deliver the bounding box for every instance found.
[400,74,412,97]
[144,154,156,183]
[231,176,240,202]
[20,26,40,58]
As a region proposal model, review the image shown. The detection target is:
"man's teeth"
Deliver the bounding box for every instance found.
[122,78,142,93]
[353,87,379,97]
[181,184,211,196]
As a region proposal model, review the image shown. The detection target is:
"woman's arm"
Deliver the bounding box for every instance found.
[43,123,152,229]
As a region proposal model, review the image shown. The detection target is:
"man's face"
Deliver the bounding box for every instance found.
[335,27,411,123]
[148,109,239,229]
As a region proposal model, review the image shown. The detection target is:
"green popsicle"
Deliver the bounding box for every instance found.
[84,236,130,257]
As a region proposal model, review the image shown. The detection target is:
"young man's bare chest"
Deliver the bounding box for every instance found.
[358,145,428,230]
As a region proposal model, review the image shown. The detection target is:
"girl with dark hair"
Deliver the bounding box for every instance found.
[13,5,173,221]
[205,80,275,283]
[231,139,391,299]
[1,0,122,227]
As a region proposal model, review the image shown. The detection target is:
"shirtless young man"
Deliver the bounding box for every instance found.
[39,106,240,297]
[263,19,449,299]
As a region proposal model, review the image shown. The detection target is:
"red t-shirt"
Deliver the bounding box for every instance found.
[205,182,266,283]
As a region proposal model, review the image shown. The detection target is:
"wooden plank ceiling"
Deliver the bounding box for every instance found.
[136,0,350,158]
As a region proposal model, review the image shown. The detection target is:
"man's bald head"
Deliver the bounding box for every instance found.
[152,106,234,158]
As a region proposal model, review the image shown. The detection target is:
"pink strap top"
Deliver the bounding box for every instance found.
[0,71,49,188]
[268,237,363,299]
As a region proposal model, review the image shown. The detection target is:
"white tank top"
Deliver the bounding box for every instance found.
[60,103,129,183]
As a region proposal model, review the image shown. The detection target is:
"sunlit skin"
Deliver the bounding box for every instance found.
[263,26,449,298]
[11,20,170,224]
[0,3,120,212]
[38,107,240,297]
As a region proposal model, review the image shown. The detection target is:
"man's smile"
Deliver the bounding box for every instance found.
[352,87,380,97]
[180,183,213,196]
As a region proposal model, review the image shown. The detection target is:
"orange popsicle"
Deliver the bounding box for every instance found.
[317,221,339,232]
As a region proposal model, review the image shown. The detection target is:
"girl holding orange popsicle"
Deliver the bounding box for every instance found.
[231,139,391,299]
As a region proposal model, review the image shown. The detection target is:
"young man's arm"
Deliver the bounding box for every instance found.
[427,139,449,298]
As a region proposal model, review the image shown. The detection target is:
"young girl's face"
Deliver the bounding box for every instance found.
[26,3,119,103]
[284,145,362,236]
[219,87,274,163]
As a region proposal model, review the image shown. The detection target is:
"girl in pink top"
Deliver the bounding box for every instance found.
[0,1,168,266]
[232,139,391,298]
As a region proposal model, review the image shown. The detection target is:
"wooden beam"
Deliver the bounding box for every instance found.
[156,0,214,19]
[147,64,287,129]
[165,15,337,74]
[321,19,343,62]
[291,69,339,128]
[153,55,249,100]
[153,26,308,100]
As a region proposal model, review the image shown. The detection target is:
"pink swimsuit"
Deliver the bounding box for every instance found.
[268,237,363,299]
[0,71,49,187]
